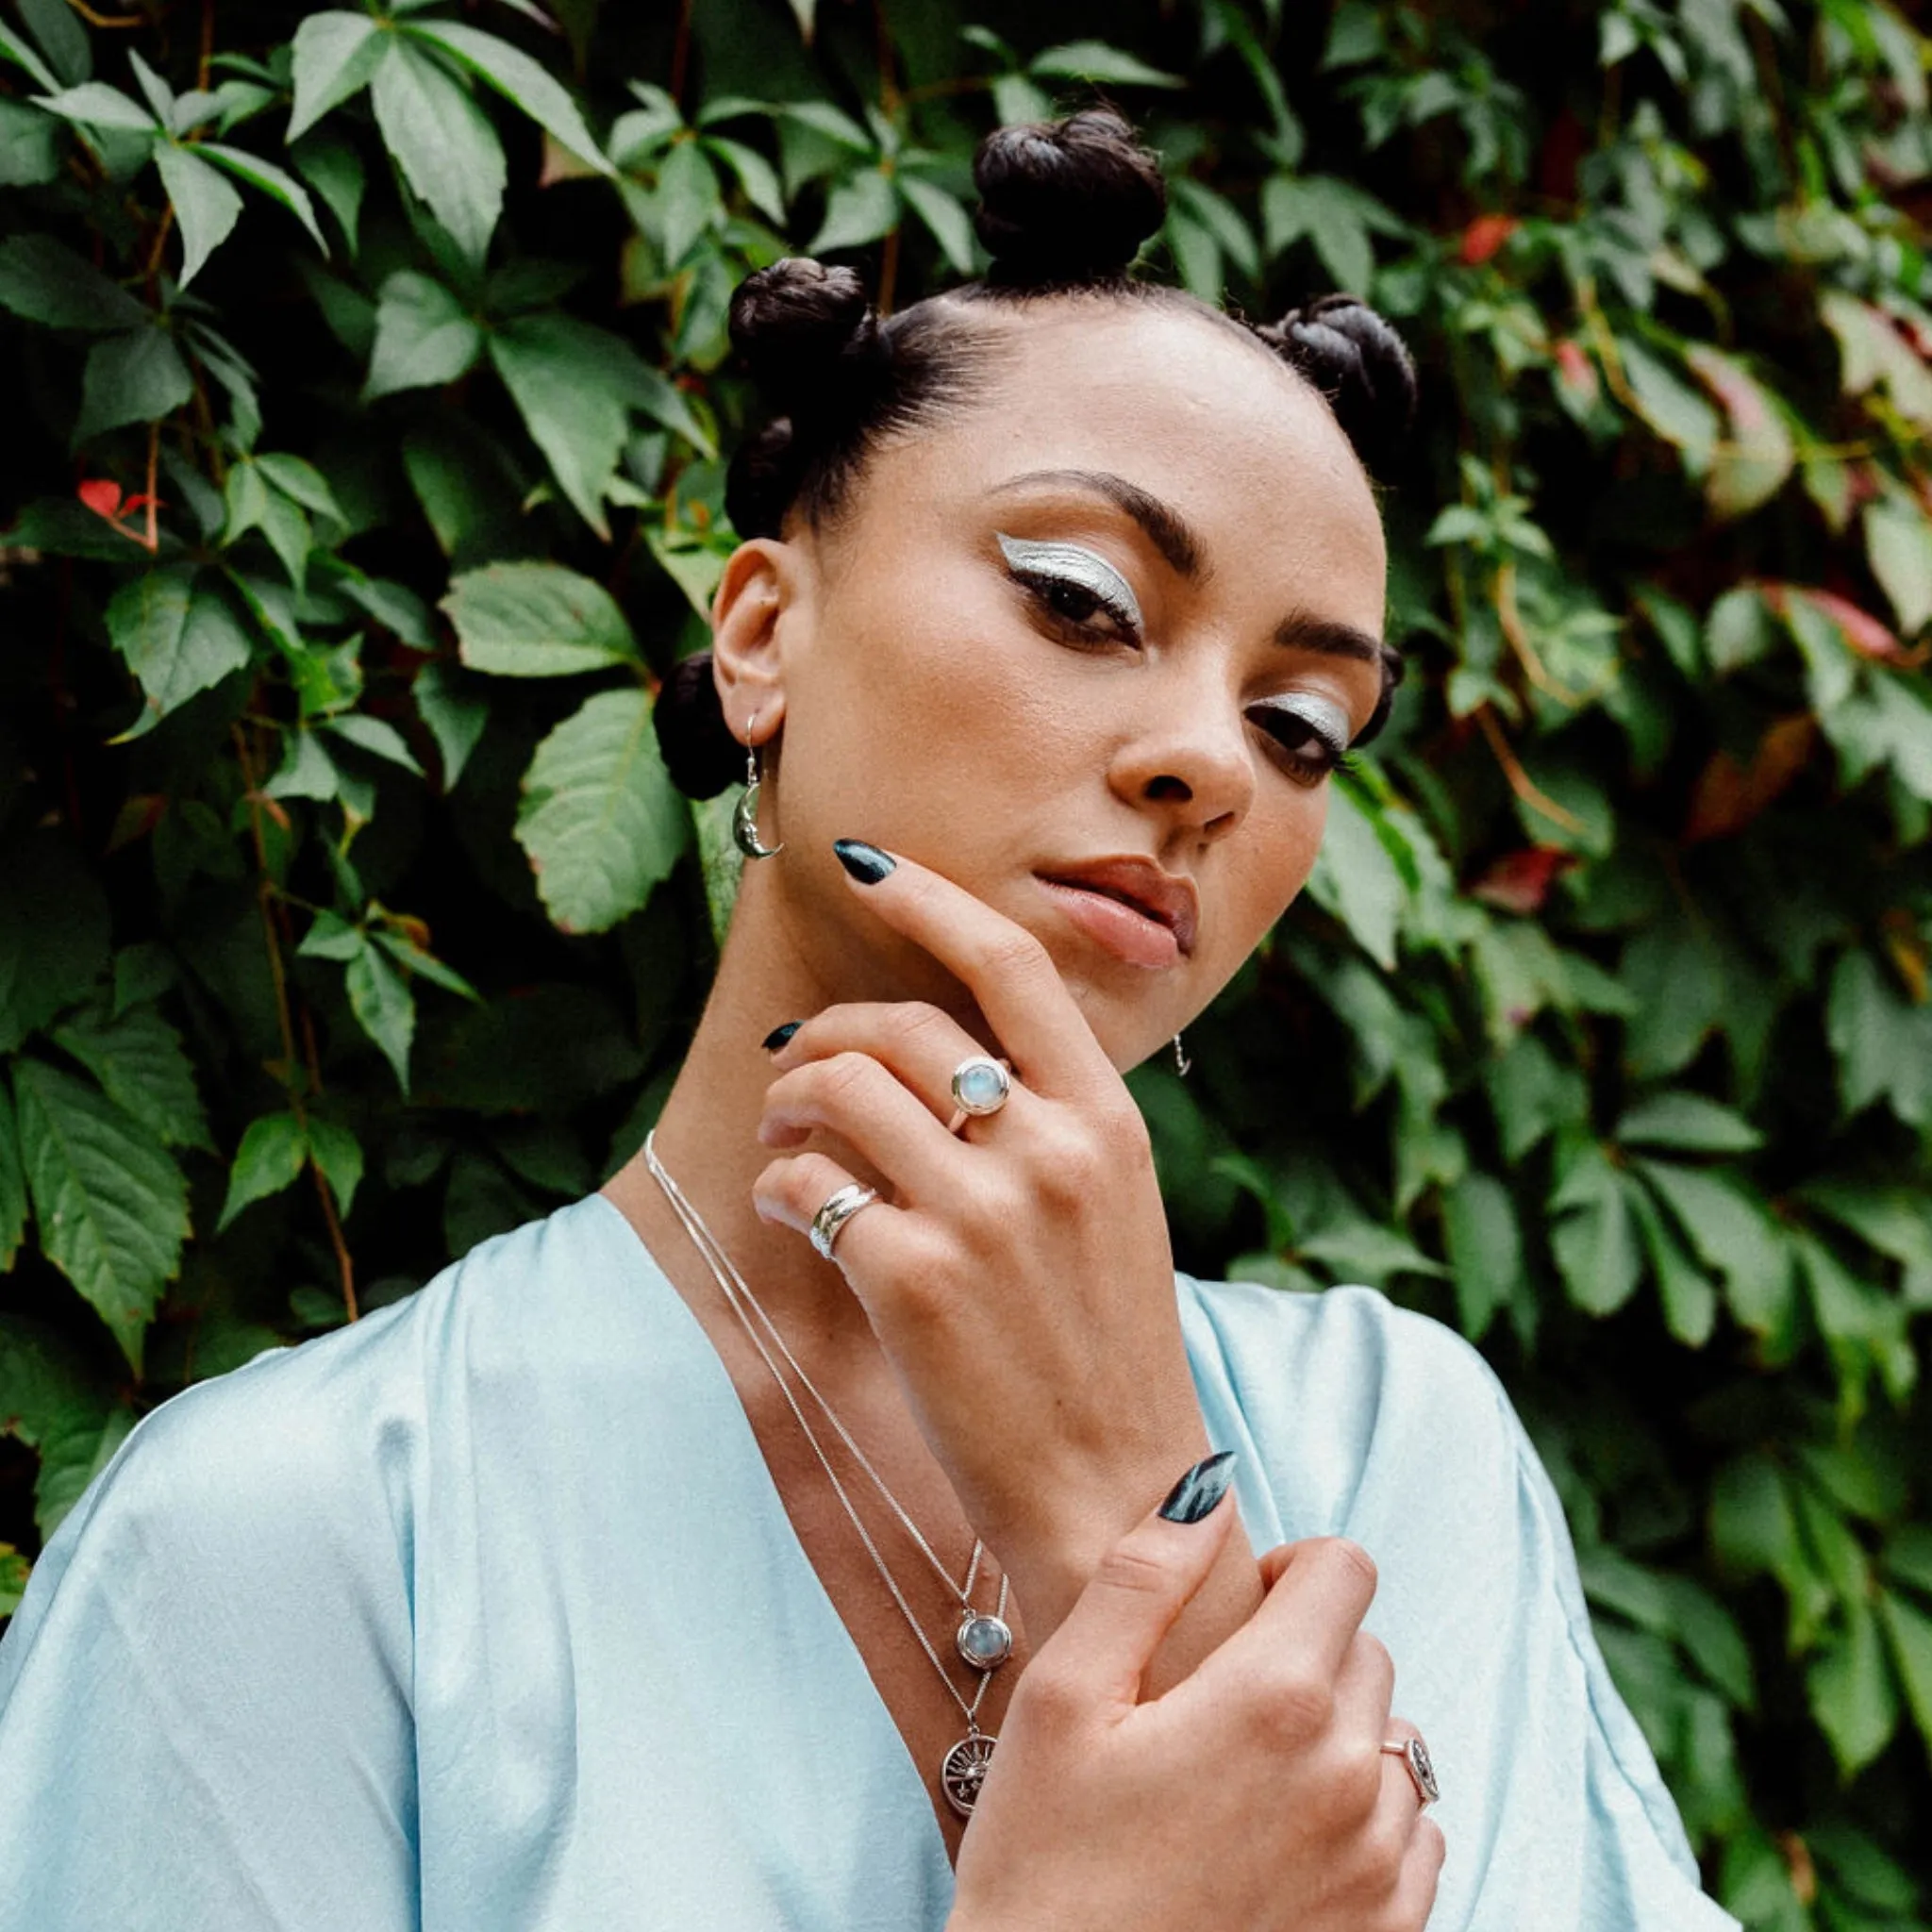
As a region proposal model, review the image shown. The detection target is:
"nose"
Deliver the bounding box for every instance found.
[1106,665,1255,842]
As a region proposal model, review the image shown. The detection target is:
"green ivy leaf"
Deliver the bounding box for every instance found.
[345,934,415,1091]
[217,1109,308,1230]
[1441,1169,1524,1341]
[1861,493,1932,637]
[413,660,489,788]
[1880,1588,1932,1761]
[1807,1597,1897,1777]
[0,234,146,330]
[363,269,482,399]
[0,1080,25,1271]
[444,560,639,675]
[0,835,110,1055]
[653,136,719,268]
[195,142,328,256]
[369,35,506,267]
[1306,777,1405,969]
[898,175,976,275]
[13,1058,189,1373]
[73,325,194,444]
[1549,1144,1643,1316]
[305,1116,363,1219]
[1615,1091,1764,1155]
[808,169,898,254]
[1827,951,1932,1128]
[153,142,243,287]
[402,19,610,175]
[107,570,255,739]
[0,1312,131,1539]
[30,80,157,135]
[515,687,690,934]
[1028,40,1184,87]
[287,10,386,142]
[51,1000,210,1151]
[1636,1159,1793,1339]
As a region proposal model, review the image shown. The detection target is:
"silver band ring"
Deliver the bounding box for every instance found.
[808,1183,878,1261]
[946,1055,1011,1135]
[1380,1735,1440,1807]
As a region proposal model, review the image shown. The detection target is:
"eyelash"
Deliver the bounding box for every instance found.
[1008,561,1356,785]
[1009,567,1141,643]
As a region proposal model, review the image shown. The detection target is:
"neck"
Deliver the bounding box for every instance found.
[607,863,905,1362]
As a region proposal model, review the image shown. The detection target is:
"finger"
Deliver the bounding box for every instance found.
[752,1149,908,1272]
[758,1052,973,1201]
[770,1002,1012,1134]
[1024,1452,1240,1720]
[1257,1541,1297,1591]
[1390,1817,1446,1924]
[1185,1535,1379,1707]
[1332,1628,1397,1751]
[829,843,1115,1099]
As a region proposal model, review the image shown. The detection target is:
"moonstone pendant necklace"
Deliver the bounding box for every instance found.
[645,1135,1013,1815]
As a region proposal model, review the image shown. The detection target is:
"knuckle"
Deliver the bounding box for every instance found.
[1092,1538,1174,1601]
[1311,1534,1379,1596]
[1262,1668,1335,1743]
[818,1051,875,1107]
[976,925,1049,982]
[888,1001,950,1050]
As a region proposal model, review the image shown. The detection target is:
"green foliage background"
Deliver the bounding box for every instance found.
[3,0,1931,1918]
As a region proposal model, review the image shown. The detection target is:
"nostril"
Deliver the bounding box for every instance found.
[1144,774,1192,802]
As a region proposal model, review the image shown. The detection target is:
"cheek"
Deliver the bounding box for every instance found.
[1212,784,1331,957]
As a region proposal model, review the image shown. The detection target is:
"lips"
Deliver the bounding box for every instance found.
[1035,858,1199,958]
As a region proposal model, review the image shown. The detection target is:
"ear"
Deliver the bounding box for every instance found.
[709,538,801,745]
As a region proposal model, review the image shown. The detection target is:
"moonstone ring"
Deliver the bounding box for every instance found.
[946,1055,1011,1135]
[1381,1735,1440,1807]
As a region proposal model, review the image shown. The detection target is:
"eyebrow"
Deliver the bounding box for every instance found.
[988,466,1397,672]
[987,468,1202,577]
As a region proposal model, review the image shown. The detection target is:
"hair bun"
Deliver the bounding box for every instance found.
[1258,294,1418,477]
[728,258,880,415]
[653,651,742,799]
[974,109,1167,289]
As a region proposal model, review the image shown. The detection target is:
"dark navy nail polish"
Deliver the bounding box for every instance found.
[833,839,895,885]
[1158,1450,1238,1524]
[761,1022,802,1052]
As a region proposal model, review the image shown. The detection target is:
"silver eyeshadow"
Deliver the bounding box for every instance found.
[1251,691,1353,758]
[996,533,1143,631]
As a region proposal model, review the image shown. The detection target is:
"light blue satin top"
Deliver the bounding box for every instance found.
[0,1195,1738,1929]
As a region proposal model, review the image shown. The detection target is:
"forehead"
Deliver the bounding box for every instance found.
[849,301,1388,630]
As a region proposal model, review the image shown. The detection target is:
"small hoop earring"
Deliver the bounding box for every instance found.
[1174,1034,1191,1078]
[732,727,784,859]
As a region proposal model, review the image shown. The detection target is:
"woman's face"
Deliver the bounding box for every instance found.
[738,300,1391,1070]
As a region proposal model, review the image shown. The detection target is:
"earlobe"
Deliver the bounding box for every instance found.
[710,538,796,741]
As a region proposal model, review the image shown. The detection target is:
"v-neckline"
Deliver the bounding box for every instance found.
[587,1192,960,1890]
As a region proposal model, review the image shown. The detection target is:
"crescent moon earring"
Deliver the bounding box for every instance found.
[732,723,784,859]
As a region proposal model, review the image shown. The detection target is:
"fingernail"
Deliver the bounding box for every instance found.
[761,1021,802,1052]
[833,839,895,885]
[1158,1450,1238,1524]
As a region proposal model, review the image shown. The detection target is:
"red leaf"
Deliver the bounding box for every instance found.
[77,478,124,520]
[1553,338,1599,404]
[1470,846,1575,913]
[1459,213,1520,266]
[1798,588,1906,662]
[1684,714,1816,842]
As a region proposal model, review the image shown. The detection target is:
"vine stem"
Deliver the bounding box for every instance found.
[142,420,158,553]
[231,722,359,1322]
[61,0,142,25]
[1475,703,1588,837]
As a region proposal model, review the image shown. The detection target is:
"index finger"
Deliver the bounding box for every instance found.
[830,838,1114,1095]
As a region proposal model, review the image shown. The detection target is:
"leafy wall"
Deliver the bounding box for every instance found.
[3,0,1931,1920]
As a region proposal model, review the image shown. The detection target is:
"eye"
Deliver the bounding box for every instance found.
[1248,698,1355,785]
[996,533,1142,645]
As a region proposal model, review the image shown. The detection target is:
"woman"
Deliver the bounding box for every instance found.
[0,112,1735,1930]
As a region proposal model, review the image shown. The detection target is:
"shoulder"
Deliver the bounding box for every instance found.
[8,1195,635,1644]
[1175,1273,1520,1535]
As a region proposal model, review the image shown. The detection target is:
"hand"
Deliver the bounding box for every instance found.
[949,1487,1444,1932]
[751,843,1220,1634]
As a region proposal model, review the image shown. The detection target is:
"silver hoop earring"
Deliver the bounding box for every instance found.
[732,733,784,859]
[1174,1034,1191,1078]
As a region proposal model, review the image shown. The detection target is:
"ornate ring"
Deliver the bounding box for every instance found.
[1380,1735,1440,1807]
[808,1182,878,1261]
[946,1055,1011,1135]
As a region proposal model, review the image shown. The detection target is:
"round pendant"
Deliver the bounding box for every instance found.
[940,1731,997,1817]
[956,1610,1013,1671]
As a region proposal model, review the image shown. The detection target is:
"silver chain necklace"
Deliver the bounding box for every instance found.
[645,1132,1012,1816]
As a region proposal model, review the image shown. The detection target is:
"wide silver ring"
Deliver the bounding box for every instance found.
[946,1056,1011,1135]
[808,1182,878,1260]
[1380,1735,1440,1807]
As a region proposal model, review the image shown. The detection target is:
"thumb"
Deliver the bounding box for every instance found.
[1034,1451,1240,1716]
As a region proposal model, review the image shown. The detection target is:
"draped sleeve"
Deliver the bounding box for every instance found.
[1176,1274,1740,1932]
[0,1304,425,1932]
